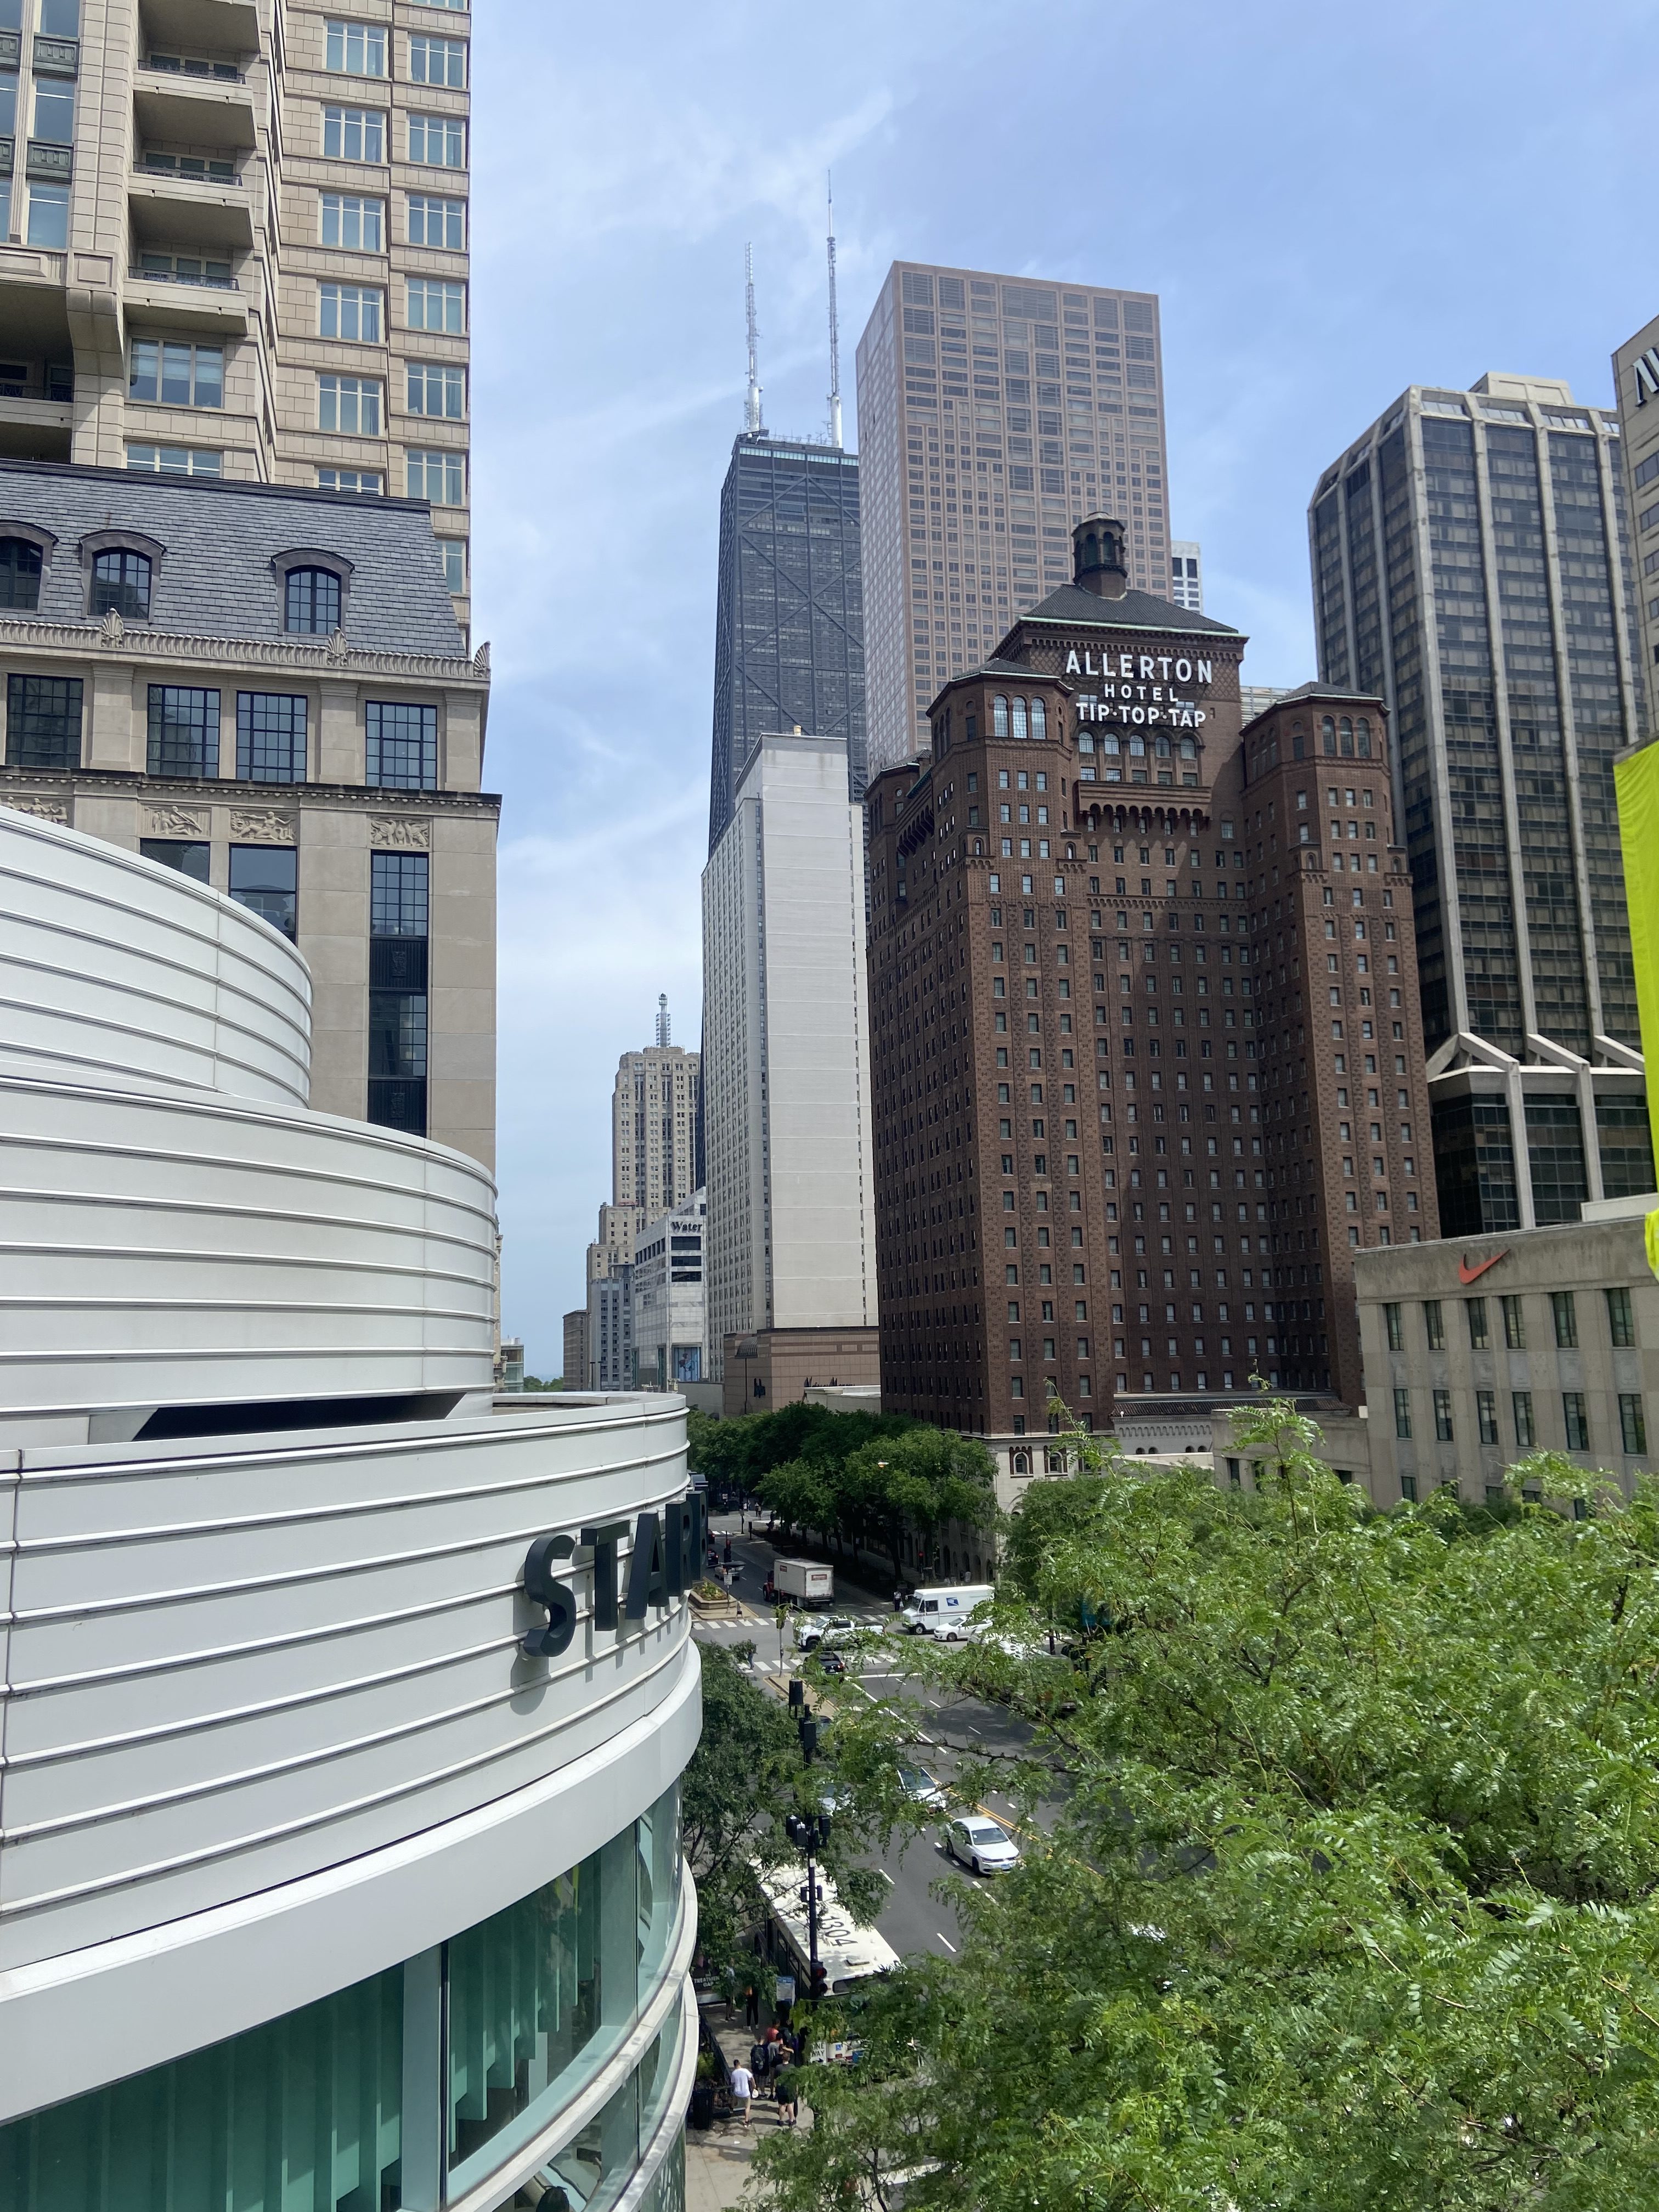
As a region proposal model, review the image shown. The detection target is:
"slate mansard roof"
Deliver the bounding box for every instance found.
[0,460,466,659]
[1012,580,1243,639]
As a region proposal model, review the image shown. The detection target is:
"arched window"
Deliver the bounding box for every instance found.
[1356,715,1372,758]
[0,537,43,611]
[1030,697,1046,740]
[91,549,151,619]
[1154,733,1170,757]
[1102,732,1120,753]
[1322,715,1336,756]
[285,566,342,634]
[1179,736,1196,759]
[992,695,1009,737]
[1340,716,1354,756]
[1012,1448,1031,1476]
[1291,720,1306,760]
[1012,697,1029,740]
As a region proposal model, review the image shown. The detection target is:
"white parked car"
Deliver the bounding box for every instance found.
[944,1815,1020,1875]
[795,1615,856,1653]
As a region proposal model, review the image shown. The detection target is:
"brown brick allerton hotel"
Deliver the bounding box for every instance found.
[864,516,1438,1438]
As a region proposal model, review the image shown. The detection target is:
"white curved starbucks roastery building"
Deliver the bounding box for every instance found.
[0,808,699,2212]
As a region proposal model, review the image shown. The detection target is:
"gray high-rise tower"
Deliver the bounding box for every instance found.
[1310,373,1652,1233]
[707,433,866,851]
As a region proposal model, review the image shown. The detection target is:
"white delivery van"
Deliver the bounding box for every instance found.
[900,1583,994,1639]
[774,1558,834,1607]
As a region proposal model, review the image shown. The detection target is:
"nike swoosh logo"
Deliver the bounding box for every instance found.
[1458,1252,1507,1285]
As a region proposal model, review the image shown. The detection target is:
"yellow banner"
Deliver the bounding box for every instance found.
[1614,740,1659,1244]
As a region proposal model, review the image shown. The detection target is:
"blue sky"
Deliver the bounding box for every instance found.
[472,0,1655,1372]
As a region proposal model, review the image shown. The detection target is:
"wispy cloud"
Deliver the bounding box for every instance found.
[475,0,1655,1365]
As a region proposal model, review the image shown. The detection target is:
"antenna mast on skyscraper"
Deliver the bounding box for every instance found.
[656,993,670,1048]
[744,245,763,435]
[826,173,843,450]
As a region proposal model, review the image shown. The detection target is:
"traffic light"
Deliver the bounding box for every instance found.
[788,1678,805,1712]
[799,1716,819,1763]
[785,1814,806,1849]
[809,1960,828,2004]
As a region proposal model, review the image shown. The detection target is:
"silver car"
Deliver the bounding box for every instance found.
[944,1815,1020,1875]
[897,1763,947,1810]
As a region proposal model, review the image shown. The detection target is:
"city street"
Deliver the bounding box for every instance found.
[694,1510,1053,1965]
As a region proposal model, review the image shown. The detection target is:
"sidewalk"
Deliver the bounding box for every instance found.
[685,2011,809,2211]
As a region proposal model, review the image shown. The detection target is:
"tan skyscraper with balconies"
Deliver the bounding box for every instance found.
[1,0,471,631]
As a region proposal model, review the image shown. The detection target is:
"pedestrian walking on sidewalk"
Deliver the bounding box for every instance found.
[743,1982,759,2029]
[774,2066,799,2126]
[729,2062,754,2127]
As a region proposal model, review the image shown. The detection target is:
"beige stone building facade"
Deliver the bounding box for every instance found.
[1282,1198,1659,1509]
[0,455,494,1164]
[1,0,471,633]
[585,1019,702,1291]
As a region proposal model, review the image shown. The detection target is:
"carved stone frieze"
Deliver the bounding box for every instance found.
[229,809,296,842]
[2,794,70,823]
[368,816,431,850]
[143,805,208,837]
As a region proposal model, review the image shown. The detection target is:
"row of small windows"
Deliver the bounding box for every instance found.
[319,279,467,338]
[1382,1287,1633,1355]
[325,192,467,250]
[991,696,1047,740]
[324,22,467,81]
[129,342,466,425]
[0,540,353,634]
[2,677,439,790]
[1391,1385,1645,1458]
[1252,715,1377,776]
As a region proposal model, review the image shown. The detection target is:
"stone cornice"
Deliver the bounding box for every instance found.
[0,765,501,814]
[0,614,489,687]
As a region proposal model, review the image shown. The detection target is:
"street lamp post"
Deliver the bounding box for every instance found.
[786,1680,831,2005]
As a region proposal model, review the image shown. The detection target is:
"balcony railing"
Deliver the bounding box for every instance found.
[143,53,245,81]
[129,263,238,289]
[139,154,241,184]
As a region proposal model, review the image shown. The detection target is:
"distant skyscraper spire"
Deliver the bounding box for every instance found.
[826,174,843,450]
[744,244,764,435]
[656,992,670,1048]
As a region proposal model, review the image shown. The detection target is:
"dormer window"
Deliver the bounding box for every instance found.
[286,566,342,634]
[92,549,151,619]
[0,538,43,611]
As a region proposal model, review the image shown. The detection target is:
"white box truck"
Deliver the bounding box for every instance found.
[900,1584,994,1640]
[774,1558,834,1607]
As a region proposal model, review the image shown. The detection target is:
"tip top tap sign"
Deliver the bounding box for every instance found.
[1064,645,1213,732]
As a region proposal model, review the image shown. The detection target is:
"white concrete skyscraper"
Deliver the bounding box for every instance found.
[702,729,878,1412]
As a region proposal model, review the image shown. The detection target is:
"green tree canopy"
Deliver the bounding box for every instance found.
[684,1640,900,1979]
[839,1427,1001,1578]
[753,1402,1659,2211]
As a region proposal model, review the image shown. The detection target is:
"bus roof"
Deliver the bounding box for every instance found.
[754,1860,899,1988]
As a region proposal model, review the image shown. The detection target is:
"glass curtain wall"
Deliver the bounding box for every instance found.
[0,1786,684,2212]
